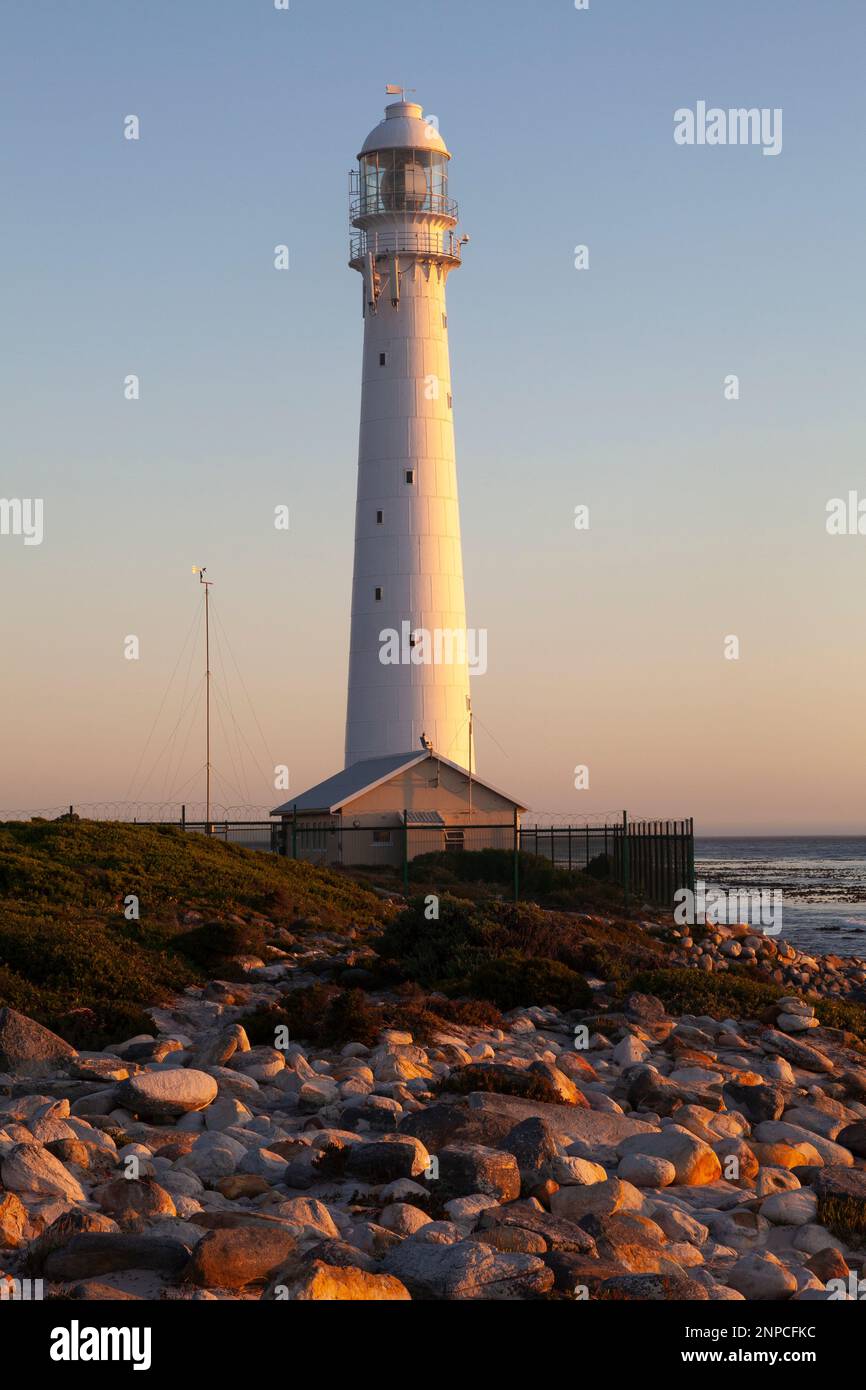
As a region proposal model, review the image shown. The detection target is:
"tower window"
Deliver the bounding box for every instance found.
[379,352,388,367]
[374,586,383,601]
[442,313,447,327]
[376,510,383,524]
[447,393,453,408]
[405,469,415,485]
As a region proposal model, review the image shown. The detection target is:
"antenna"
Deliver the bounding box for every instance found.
[192,566,214,827]
[467,694,473,822]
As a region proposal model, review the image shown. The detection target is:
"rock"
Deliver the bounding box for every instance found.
[836,1121,866,1158]
[804,1247,849,1282]
[726,1252,797,1300]
[116,1069,218,1119]
[552,1156,607,1186]
[191,1024,250,1069]
[1,1143,85,1201]
[265,1258,411,1301]
[43,1233,191,1280]
[752,1121,853,1168]
[444,1194,501,1225]
[274,1198,339,1241]
[478,1203,597,1254]
[439,1143,521,1202]
[528,1060,586,1105]
[760,1189,818,1226]
[463,1093,656,1162]
[383,1236,554,1300]
[649,1205,708,1246]
[598,1272,709,1300]
[722,1081,785,1124]
[94,1178,177,1226]
[760,1030,835,1075]
[0,1192,28,1248]
[578,1210,676,1275]
[24,1209,119,1274]
[501,1116,559,1190]
[618,1154,677,1188]
[778,1013,819,1033]
[344,1136,430,1183]
[550,1177,643,1223]
[185,1225,299,1289]
[380,1203,432,1236]
[617,1127,722,1186]
[0,1008,77,1078]
[814,1166,866,1243]
[612,1035,651,1067]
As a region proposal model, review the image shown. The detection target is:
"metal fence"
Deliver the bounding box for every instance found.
[127,812,694,909]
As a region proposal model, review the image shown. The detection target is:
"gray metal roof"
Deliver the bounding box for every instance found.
[271,749,528,817]
[271,752,425,816]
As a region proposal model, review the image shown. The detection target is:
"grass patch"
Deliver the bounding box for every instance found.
[0,818,387,1048]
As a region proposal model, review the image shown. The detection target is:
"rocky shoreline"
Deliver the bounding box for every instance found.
[1,910,865,1302]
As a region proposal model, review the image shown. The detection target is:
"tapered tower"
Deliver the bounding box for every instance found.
[345,97,473,770]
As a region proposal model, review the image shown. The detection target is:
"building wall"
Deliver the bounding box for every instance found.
[289,760,519,867]
[345,254,474,770]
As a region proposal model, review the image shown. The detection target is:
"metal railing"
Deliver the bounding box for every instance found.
[349,227,462,265]
[350,192,458,221]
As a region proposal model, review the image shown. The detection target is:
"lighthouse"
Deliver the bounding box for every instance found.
[345,96,473,770]
[272,95,526,860]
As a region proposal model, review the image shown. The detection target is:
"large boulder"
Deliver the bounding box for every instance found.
[383,1235,554,1300]
[725,1252,797,1301]
[42,1233,191,1280]
[616,1127,722,1186]
[264,1259,411,1301]
[438,1143,521,1202]
[1,1143,85,1201]
[116,1069,218,1119]
[185,1225,299,1289]
[0,1008,77,1078]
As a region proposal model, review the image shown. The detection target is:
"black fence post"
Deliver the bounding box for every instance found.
[513,808,520,902]
[402,810,409,892]
[622,810,630,913]
[291,804,297,860]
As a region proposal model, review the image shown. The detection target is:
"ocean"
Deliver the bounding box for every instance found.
[695,836,866,958]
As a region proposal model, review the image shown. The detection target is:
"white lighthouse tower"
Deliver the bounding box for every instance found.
[345,95,473,770]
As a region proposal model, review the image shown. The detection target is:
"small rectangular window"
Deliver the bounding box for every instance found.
[372,829,392,846]
[444,829,465,851]
[374,586,383,601]
[447,393,453,408]
[405,469,414,485]
[376,510,383,524]
[379,352,387,367]
[442,313,447,327]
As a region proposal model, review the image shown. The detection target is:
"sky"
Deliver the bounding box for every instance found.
[1,0,864,834]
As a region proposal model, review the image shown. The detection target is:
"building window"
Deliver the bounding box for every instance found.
[379,352,388,367]
[376,510,383,524]
[374,586,383,601]
[372,829,392,846]
[447,393,453,408]
[405,469,414,485]
[442,313,447,327]
[444,829,465,851]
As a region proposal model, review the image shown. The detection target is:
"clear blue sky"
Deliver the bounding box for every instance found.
[2,1,864,832]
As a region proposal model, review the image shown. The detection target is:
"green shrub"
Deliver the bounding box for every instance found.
[468,952,592,1012]
[173,921,267,972]
[239,985,385,1049]
[626,967,785,1022]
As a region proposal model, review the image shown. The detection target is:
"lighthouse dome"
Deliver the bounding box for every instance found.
[359,100,450,159]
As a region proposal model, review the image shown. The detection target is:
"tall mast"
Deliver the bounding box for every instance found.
[194,567,214,824]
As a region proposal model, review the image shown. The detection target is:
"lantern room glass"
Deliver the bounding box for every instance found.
[358,149,449,216]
